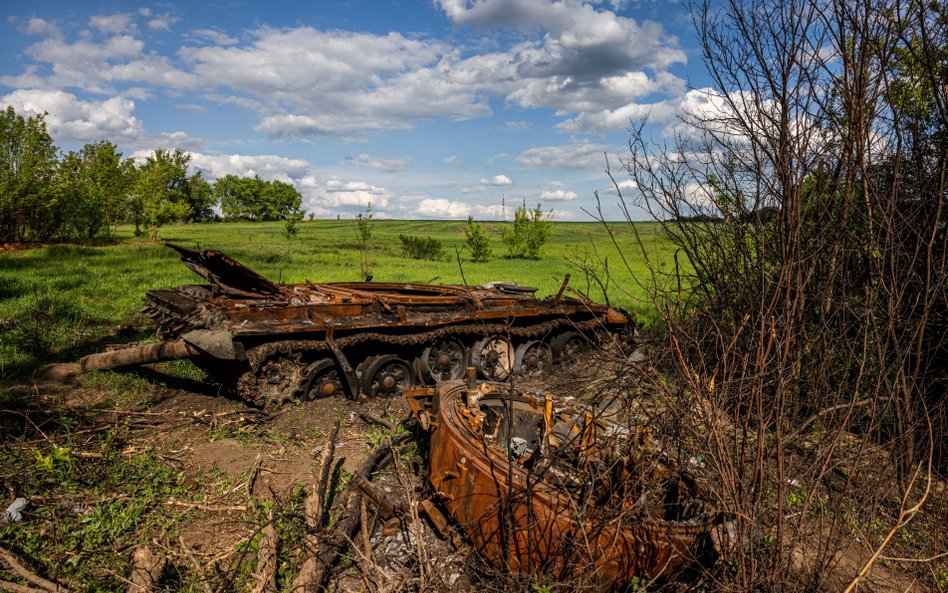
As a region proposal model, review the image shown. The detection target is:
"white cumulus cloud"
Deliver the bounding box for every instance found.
[90,13,136,35]
[2,89,145,144]
[416,198,471,218]
[540,189,576,201]
[4,1,689,138]
[188,153,311,181]
[515,141,618,171]
[480,174,512,186]
[345,153,411,172]
[301,177,391,210]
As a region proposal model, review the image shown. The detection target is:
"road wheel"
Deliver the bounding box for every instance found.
[471,336,513,381]
[361,354,416,398]
[303,358,345,400]
[550,331,590,360]
[513,340,553,377]
[421,337,468,382]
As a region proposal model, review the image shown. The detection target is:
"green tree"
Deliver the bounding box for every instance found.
[215,174,258,220]
[183,171,215,222]
[501,203,551,259]
[77,141,135,239]
[464,216,492,262]
[260,179,303,220]
[356,203,373,280]
[132,148,191,241]
[51,150,85,241]
[215,175,302,221]
[0,107,58,242]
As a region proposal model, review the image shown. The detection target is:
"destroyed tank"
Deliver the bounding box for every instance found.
[79,244,634,407]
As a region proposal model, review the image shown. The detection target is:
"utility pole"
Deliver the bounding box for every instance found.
[501,196,505,222]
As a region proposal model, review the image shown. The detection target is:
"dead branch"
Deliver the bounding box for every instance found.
[251,518,278,593]
[164,498,247,513]
[842,409,935,593]
[311,420,341,529]
[358,412,397,435]
[0,546,72,593]
[178,537,213,593]
[246,454,263,497]
[0,580,48,593]
[290,434,411,593]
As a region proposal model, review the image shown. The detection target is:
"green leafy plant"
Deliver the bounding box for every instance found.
[464,216,493,262]
[501,203,552,260]
[355,202,374,280]
[34,446,71,472]
[282,210,304,239]
[398,234,444,260]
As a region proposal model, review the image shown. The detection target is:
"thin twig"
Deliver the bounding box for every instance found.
[0,546,72,593]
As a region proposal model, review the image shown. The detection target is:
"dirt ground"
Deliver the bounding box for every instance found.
[2,350,946,592]
[0,354,623,592]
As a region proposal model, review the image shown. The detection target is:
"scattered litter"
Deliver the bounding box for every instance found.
[2,497,27,523]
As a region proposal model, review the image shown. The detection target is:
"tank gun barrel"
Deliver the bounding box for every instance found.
[79,339,200,371]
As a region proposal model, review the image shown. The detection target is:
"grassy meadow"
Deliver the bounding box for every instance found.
[0,219,678,380]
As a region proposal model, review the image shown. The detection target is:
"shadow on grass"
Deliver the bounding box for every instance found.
[120,365,229,398]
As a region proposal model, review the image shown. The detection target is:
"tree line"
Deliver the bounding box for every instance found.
[0,107,303,243]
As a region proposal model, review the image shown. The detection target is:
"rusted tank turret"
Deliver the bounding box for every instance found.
[404,380,720,590]
[80,244,634,407]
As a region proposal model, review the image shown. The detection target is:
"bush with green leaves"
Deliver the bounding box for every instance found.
[501,203,552,260]
[282,210,304,239]
[355,203,374,280]
[399,234,445,260]
[464,216,492,262]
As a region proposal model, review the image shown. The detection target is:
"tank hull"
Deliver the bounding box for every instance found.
[89,245,634,407]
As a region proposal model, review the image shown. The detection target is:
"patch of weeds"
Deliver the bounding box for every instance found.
[897,526,918,546]
[209,421,264,444]
[80,369,156,401]
[628,575,650,592]
[786,490,803,508]
[265,429,301,448]
[196,465,238,498]
[366,425,391,447]
[303,428,323,439]
[366,415,408,447]
[0,423,189,591]
[0,293,92,369]
[162,359,206,381]
[532,582,555,593]
[935,568,948,591]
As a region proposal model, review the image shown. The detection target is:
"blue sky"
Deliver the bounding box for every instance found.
[0,0,712,220]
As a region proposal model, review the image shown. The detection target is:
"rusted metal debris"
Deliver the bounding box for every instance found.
[78,244,634,407]
[405,379,720,591]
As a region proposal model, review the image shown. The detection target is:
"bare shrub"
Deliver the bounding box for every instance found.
[588,0,947,590]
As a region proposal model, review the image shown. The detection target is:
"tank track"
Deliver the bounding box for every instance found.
[235,316,609,407]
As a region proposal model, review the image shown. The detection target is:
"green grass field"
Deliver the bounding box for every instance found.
[0,219,678,379]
